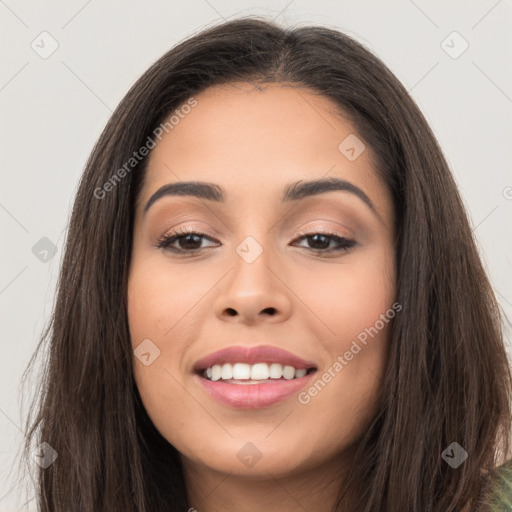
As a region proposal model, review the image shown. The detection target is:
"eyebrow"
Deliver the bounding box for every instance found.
[143,177,380,218]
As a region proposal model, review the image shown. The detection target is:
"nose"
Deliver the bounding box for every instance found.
[213,242,292,326]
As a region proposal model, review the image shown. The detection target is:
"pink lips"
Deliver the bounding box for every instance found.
[193,344,317,409]
[193,344,317,372]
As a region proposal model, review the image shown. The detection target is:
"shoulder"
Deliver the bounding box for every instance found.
[488,459,512,511]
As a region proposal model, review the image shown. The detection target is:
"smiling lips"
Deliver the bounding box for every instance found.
[194,344,318,408]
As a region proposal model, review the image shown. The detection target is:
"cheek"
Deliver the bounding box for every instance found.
[127,256,220,447]
[291,248,394,434]
[127,255,212,348]
[292,245,395,339]
[294,310,392,460]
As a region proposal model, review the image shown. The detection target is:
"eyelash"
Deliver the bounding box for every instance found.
[154,226,357,256]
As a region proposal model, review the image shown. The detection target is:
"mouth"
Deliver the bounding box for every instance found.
[193,345,318,408]
[198,363,317,383]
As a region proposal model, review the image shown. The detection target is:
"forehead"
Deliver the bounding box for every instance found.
[138,82,391,221]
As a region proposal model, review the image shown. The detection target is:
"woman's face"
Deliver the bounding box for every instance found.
[128,82,396,480]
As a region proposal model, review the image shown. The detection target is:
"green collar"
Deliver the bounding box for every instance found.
[489,460,512,511]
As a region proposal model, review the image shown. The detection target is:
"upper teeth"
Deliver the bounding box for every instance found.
[204,363,308,381]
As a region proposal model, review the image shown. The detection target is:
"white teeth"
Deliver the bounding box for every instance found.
[269,363,283,379]
[282,365,295,380]
[232,363,251,379]
[203,362,311,381]
[221,363,233,380]
[251,363,269,380]
[211,365,222,381]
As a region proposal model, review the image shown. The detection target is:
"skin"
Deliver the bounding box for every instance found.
[127,82,396,512]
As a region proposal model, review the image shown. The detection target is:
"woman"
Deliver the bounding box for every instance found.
[21,17,512,511]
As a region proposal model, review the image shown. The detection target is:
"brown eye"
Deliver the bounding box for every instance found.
[154,228,356,256]
[155,228,218,253]
[292,232,357,254]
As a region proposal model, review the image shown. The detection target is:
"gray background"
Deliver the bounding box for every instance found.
[1,1,511,509]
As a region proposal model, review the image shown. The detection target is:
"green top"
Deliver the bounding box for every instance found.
[489,460,512,511]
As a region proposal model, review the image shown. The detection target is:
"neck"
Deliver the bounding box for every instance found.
[181,447,358,512]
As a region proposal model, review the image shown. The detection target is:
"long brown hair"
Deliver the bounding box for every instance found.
[18,16,512,511]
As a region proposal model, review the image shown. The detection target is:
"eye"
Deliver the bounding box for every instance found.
[291,230,357,254]
[154,227,357,255]
[155,227,218,253]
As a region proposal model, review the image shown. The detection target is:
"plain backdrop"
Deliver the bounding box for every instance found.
[1,1,511,510]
